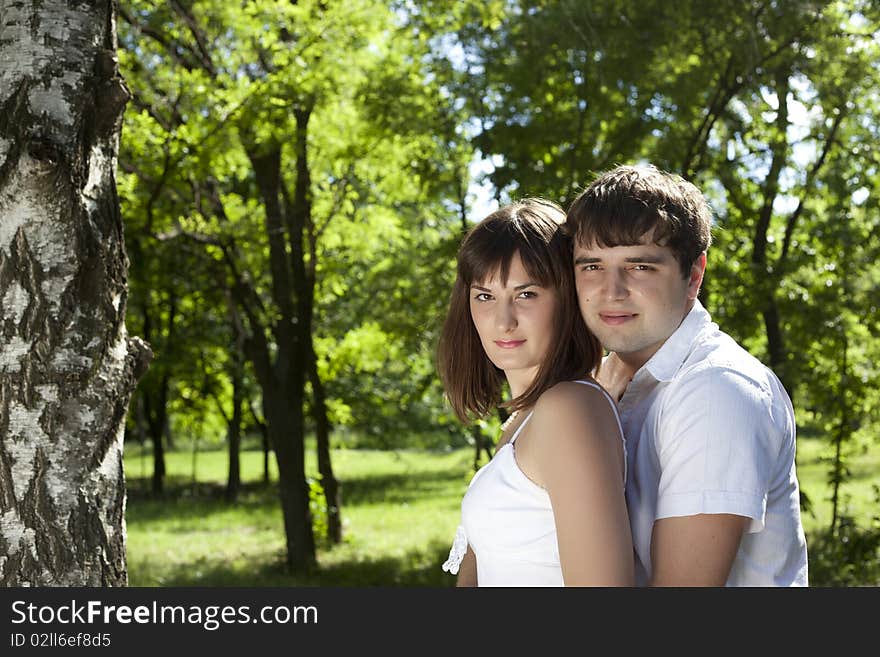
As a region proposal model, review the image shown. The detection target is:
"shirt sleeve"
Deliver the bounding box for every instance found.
[653,367,781,533]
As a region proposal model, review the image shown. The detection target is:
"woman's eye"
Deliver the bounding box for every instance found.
[474,293,492,302]
[518,290,537,299]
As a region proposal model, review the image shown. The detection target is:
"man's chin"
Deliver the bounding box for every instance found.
[594,337,644,355]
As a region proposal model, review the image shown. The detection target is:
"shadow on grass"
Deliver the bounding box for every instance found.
[337,470,466,506]
[132,540,456,587]
[126,464,468,524]
[126,479,282,523]
[126,461,468,586]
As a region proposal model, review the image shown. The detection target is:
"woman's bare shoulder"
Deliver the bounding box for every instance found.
[527,380,625,480]
[533,379,615,418]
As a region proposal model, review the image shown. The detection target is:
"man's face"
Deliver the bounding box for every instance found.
[573,237,705,370]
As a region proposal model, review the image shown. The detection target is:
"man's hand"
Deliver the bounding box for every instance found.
[596,352,636,402]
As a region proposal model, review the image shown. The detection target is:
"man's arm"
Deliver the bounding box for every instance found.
[650,513,749,586]
[649,367,781,586]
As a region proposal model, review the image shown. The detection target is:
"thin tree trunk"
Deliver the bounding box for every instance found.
[0,0,151,585]
[751,70,791,395]
[295,104,346,544]
[260,380,315,571]
[829,331,848,534]
[143,375,168,496]
[247,399,271,484]
[225,344,244,503]
[243,143,316,572]
[308,345,341,543]
[140,287,175,496]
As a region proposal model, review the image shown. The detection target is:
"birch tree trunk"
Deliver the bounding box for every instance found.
[0,0,150,585]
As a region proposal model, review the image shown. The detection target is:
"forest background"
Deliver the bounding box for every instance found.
[116,0,880,586]
[4,0,877,586]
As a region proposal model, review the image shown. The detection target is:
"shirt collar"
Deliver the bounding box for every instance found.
[641,300,711,383]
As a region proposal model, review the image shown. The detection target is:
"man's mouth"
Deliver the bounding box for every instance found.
[599,312,638,326]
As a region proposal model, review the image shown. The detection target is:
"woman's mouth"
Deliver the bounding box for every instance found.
[494,340,526,348]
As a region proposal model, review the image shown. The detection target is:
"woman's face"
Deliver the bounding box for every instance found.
[468,252,558,395]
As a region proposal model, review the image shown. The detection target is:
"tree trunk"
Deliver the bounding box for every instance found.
[247,399,271,484]
[308,345,341,544]
[241,142,316,572]
[0,0,151,585]
[261,378,315,571]
[138,284,175,496]
[263,429,271,484]
[751,70,791,396]
[225,345,244,503]
[143,374,168,496]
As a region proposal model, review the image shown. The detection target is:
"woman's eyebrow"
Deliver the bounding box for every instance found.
[470,281,539,291]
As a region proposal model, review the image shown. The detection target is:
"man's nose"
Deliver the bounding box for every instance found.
[602,269,629,300]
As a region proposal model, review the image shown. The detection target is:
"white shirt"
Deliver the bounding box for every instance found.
[442,380,624,586]
[619,300,808,586]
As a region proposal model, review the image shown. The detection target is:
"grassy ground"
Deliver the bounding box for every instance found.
[125,445,472,586]
[794,436,879,533]
[124,436,878,586]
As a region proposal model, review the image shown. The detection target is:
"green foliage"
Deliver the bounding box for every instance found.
[120,0,476,454]
[307,476,329,546]
[118,0,880,581]
[807,490,880,586]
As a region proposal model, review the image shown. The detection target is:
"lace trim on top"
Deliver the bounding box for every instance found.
[441,524,467,575]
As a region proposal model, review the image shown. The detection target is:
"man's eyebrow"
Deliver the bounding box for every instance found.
[573,254,667,264]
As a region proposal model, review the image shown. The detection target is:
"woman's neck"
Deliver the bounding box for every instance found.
[505,366,539,400]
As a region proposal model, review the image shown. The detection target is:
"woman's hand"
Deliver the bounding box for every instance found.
[596,352,636,402]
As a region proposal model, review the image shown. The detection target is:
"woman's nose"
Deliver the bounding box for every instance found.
[494,300,517,332]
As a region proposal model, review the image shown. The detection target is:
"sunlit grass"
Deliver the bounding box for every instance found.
[796,436,880,535]
[124,444,473,586]
[124,435,878,586]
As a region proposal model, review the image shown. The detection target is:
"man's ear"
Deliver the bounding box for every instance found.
[687,252,707,300]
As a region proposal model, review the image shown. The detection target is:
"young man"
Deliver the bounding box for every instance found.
[566,165,808,586]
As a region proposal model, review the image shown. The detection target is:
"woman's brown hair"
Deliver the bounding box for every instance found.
[437,198,602,423]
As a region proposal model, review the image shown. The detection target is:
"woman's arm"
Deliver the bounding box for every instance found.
[525,382,634,586]
[455,546,478,587]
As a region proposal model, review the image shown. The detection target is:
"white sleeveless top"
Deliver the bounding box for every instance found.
[441,380,624,586]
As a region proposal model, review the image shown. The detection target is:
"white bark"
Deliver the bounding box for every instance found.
[0,0,150,585]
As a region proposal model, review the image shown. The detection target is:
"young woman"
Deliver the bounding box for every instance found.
[438,198,633,586]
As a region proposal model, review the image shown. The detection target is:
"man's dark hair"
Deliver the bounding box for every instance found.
[565,165,713,277]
